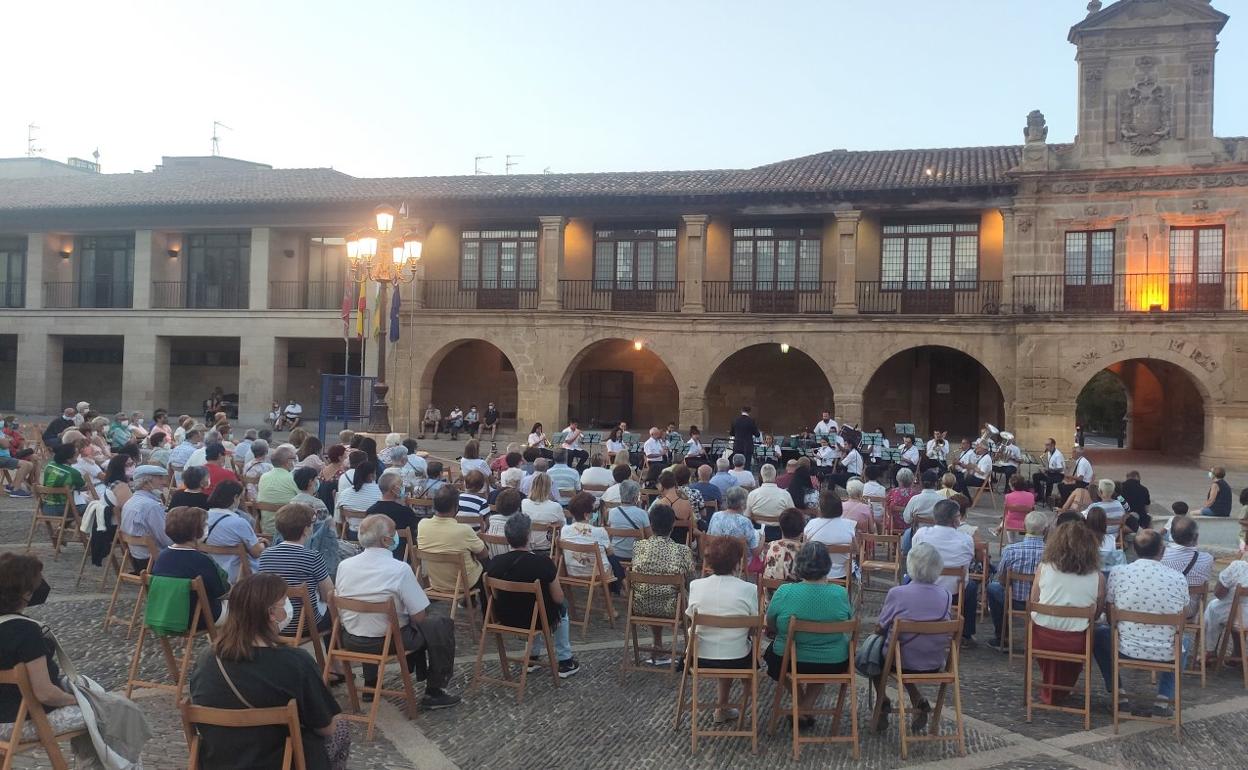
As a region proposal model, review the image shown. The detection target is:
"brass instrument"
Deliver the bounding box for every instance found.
[926,430,949,461]
[992,430,1016,463]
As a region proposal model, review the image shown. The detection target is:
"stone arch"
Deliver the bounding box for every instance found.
[557,337,680,430]
[1065,350,1218,406]
[855,334,1014,403]
[703,343,835,435]
[1074,358,1210,457]
[415,338,521,432]
[862,345,1007,441]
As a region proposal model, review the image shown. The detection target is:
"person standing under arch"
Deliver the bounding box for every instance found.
[730,406,757,468]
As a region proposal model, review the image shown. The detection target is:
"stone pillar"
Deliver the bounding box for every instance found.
[1013,401,1077,458]
[121,334,170,411]
[239,336,288,426]
[681,215,709,314]
[132,230,153,310]
[1202,404,1248,468]
[248,228,271,310]
[1000,209,1016,311]
[517,382,563,434]
[24,233,46,310]
[837,392,864,429]
[15,333,62,413]
[678,382,707,431]
[537,216,565,311]
[834,211,861,315]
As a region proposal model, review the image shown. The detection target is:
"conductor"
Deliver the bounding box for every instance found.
[730,406,758,465]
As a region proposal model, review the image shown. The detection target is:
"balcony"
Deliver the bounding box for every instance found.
[152,281,249,309]
[0,282,23,308]
[559,280,683,312]
[269,281,346,310]
[856,280,1002,315]
[1012,273,1248,314]
[421,280,538,310]
[703,281,837,313]
[43,281,133,309]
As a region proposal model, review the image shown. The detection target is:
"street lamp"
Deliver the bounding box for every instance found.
[345,204,423,432]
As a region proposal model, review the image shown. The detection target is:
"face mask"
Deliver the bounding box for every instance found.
[1209,471,1215,480]
[279,597,294,629]
[389,532,402,552]
[121,420,129,426]
[28,579,51,607]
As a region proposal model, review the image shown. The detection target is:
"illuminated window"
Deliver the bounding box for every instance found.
[1064,231,1114,287]
[592,225,677,291]
[880,222,978,291]
[460,227,538,289]
[730,222,821,291]
[1170,226,1224,284]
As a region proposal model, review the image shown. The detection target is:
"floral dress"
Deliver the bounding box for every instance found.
[762,538,802,582]
[630,536,693,618]
[886,486,916,532]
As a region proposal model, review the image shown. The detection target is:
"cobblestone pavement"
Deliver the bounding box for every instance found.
[5,468,1248,769]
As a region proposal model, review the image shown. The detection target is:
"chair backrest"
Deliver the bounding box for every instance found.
[788,617,859,641]
[1027,601,1097,624]
[479,531,508,549]
[483,576,549,633]
[688,611,763,662]
[1004,504,1033,516]
[34,485,73,514]
[693,531,749,574]
[418,549,472,589]
[1003,568,1036,596]
[1109,606,1185,632]
[0,661,71,759]
[583,484,608,494]
[329,595,406,656]
[606,526,647,546]
[279,582,318,647]
[119,531,160,563]
[181,698,306,770]
[195,542,252,580]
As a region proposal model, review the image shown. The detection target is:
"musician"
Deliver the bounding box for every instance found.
[642,427,666,484]
[683,426,707,469]
[868,428,890,466]
[922,431,949,473]
[814,436,836,480]
[896,436,920,484]
[1030,438,1065,505]
[956,443,993,497]
[561,419,589,471]
[828,442,864,491]
[993,436,1023,491]
[730,406,758,465]
[1057,445,1093,502]
[949,438,976,486]
[759,434,782,467]
[814,411,838,436]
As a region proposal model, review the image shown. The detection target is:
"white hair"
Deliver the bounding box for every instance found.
[501,467,523,487]
[1097,478,1116,499]
[759,464,776,482]
[357,514,395,548]
[724,485,748,511]
[846,478,864,498]
[716,457,730,471]
[385,432,402,448]
[378,469,404,495]
[907,543,944,584]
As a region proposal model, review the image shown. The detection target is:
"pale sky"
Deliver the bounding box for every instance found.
[6,0,1246,178]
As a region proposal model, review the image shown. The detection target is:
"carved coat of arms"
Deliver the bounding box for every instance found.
[1120,75,1171,155]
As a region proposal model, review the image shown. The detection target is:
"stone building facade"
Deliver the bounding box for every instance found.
[0,0,1244,465]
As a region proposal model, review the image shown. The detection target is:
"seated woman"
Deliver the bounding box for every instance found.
[842,479,875,535]
[762,508,806,583]
[650,470,694,543]
[560,492,615,584]
[630,504,693,665]
[1058,485,1092,516]
[936,473,959,500]
[1029,520,1108,706]
[203,481,266,584]
[885,468,918,532]
[803,492,857,581]
[334,461,381,541]
[170,466,212,510]
[190,572,348,770]
[872,543,952,734]
[764,542,854,729]
[0,554,84,742]
[686,536,759,724]
[1084,504,1123,570]
[1004,475,1036,531]
[88,454,134,568]
[787,465,819,512]
[151,506,231,627]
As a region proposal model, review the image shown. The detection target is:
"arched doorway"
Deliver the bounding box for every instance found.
[863,346,1004,441]
[561,339,678,430]
[1075,370,1129,448]
[704,344,833,435]
[425,340,518,430]
[1077,360,1206,457]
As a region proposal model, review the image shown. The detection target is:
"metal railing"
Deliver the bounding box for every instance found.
[421,279,539,310]
[1012,273,1248,314]
[152,281,249,309]
[269,281,346,309]
[703,281,837,313]
[558,280,683,312]
[0,281,24,308]
[43,281,133,309]
[856,280,1002,315]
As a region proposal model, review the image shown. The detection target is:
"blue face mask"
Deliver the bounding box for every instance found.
[389,532,402,552]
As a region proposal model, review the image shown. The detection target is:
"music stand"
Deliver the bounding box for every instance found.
[894,423,915,437]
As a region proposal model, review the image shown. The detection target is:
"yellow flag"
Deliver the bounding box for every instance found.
[355,280,366,338]
[371,282,382,337]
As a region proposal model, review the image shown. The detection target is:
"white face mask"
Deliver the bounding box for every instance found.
[275,597,294,630]
[1208,471,1215,480]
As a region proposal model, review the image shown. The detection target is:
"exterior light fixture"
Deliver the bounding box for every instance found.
[403,232,423,262]
[167,249,180,259]
[59,249,71,260]
[780,343,791,354]
[374,204,397,235]
[633,340,644,351]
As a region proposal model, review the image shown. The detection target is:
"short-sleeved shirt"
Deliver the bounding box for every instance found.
[189,645,340,770]
[486,550,560,629]
[913,525,976,594]
[803,517,857,579]
[767,581,853,664]
[879,582,953,671]
[0,615,59,722]
[335,548,431,637]
[121,489,174,559]
[258,541,331,629]
[40,461,85,508]
[707,510,760,551]
[559,522,611,576]
[151,546,230,623]
[203,508,260,583]
[417,515,486,589]
[1217,560,1248,628]
[998,536,1045,602]
[1107,559,1189,661]
[608,505,650,559]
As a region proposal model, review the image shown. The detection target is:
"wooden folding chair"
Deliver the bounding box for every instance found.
[969,474,997,512]
[824,543,855,604]
[76,520,122,590]
[766,617,860,759]
[858,533,901,597]
[26,486,84,557]
[276,582,326,670]
[872,618,966,759]
[756,576,787,615]
[999,505,1031,549]
[1024,601,1096,729]
[195,542,253,581]
[418,550,483,638]
[247,501,283,537]
[470,577,560,703]
[1184,583,1209,686]
[940,567,968,623]
[605,526,647,576]
[125,575,218,699]
[621,570,686,676]
[103,532,158,637]
[1001,569,1036,663]
[337,506,367,539]
[970,542,991,619]
[557,539,617,638]
[693,532,749,577]
[529,520,561,559]
[1109,605,1185,738]
[395,527,419,576]
[1214,585,1248,689]
[0,663,89,770]
[865,494,886,530]
[479,531,509,558]
[181,698,306,770]
[321,595,419,740]
[673,611,764,754]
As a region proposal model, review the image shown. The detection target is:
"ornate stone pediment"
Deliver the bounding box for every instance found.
[1070,0,1228,37]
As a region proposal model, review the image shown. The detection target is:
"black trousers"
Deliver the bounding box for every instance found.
[342,612,456,691]
[1032,470,1063,503]
[1057,478,1089,503]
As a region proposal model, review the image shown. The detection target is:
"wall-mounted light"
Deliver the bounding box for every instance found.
[1149,304,1163,313]
[167,248,180,259]
[59,249,72,260]
[283,249,295,259]
[780,342,791,354]
[632,340,644,351]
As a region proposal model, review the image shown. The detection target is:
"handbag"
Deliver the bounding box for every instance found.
[854,632,886,678]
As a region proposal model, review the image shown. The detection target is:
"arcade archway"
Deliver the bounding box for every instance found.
[704,344,833,436]
[863,345,1004,442]
[560,339,678,430]
[425,340,518,429]
[1076,359,1206,457]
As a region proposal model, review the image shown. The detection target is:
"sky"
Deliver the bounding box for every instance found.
[5,0,1246,178]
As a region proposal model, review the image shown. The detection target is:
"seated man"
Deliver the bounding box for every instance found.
[482,402,501,442]
[335,514,461,709]
[119,465,172,572]
[691,463,722,511]
[728,454,756,490]
[1203,552,1248,661]
[546,449,582,503]
[642,428,666,485]
[0,434,37,497]
[416,486,488,598]
[912,500,978,644]
[986,510,1048,651]
[464,405,480,438]
[366,470,420,557]
[955,443,993,497]
[280,399,303,431]
[746,463,790,538]
[1160,516,1214,620]
[485,512,581,678]
[419,404,442,440]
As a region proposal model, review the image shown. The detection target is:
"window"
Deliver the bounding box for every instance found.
[76,234,134,308]
[186,232,250,308]
[1064,231,1114,286]
[1170,226,1224,283]
[730,222,821,290]
[0,237,24,307]
[593,225,677,290]
[460,227,538,289]
[880,222,979,290]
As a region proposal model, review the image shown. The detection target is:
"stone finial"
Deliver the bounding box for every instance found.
[1087,0,1102,14]
[1025,110,1049,144]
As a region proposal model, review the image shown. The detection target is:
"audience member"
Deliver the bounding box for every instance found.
[913,500,978,644]
[521,472,564,553]
[629,504,693,665]
[762,508,806,582]
[366,471,419,556]
[203,480,265,583]
[119,464,173,571]
[417,486,488,596]
[151,506,230,625]
[987,510,1049,650]
[608,481,651,560]
[708,486,761,557]
[686,535,759,724]
[1121,471,1152,528]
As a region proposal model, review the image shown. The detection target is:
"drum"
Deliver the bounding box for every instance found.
[839,424,862,451]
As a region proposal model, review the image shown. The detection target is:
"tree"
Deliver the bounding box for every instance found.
[1076,370,1127,434]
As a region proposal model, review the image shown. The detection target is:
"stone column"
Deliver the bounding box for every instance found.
[1000,209,1015,311]
[239,335,288,426]
[834,211,861,315]
[121,334,170,411]
[681,215,709,314]
[15,333,62,413]
[248,228,271,310]
[24,233,46,310]
[537,216,565,311]
[1202,404,1248,468]
[517,382,563,434]
[132,230,153,310]
[678,382,707,431]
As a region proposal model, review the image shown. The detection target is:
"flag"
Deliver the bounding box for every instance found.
[371,282,382,337]
[389,284,401,343]
[355,280,366,339]
[340,280,352,337]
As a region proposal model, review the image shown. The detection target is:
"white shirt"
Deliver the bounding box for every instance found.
[605,439,625,454]
[926,440,947,461]
[1000,444,1023,464]
[746,483,790,522]
[643,437,665,461]
[955,449,976,470]
[971,453,992,480]
[912,525,975,595]
[335,547,431,637]
[816,445,836,467]
[900,444,920,467]
[580,466,614,491]
[902,488,943,524]
[1074,456,1093,483]
[186,446,208,468]
[1047,450,1066,471]
[284,403,303,417]
[686,574,759,660]
[1107,559,1189,661]
[803,517,857,579]
[528,432,545,447]
[814,419,838,435]
[562,428,583,451]
[729,469,756,489]
[559,522,611,576]
[871,438,890,460]
[843,449,863,477]
[521,499,565,549]
[601,482,623,504]
[685,438,705,457]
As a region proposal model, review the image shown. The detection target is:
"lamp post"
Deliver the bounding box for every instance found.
[345,204,422,433]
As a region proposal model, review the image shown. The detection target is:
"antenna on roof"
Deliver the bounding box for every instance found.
[505,154,523,174]
[26,123,41,157]
[211,121,232,156]
[474,155,492,175]
[543,167,552,174]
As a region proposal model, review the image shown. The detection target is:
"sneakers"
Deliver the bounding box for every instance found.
[7,488,30,498]
[985,637,1006,653]
[648,656,673,666]
[557,658,581,678]
[961,636,978,650]
[526,655,544,673]
[421,691,462,710]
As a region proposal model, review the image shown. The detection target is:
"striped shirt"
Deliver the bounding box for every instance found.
[457,492,489,530]
[258,541,330,631]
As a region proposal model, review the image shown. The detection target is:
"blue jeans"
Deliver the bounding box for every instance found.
[533,604,573,662]
[1199,507,1226,517]
[986,582,1025,640]
[1092,625,1189,699]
